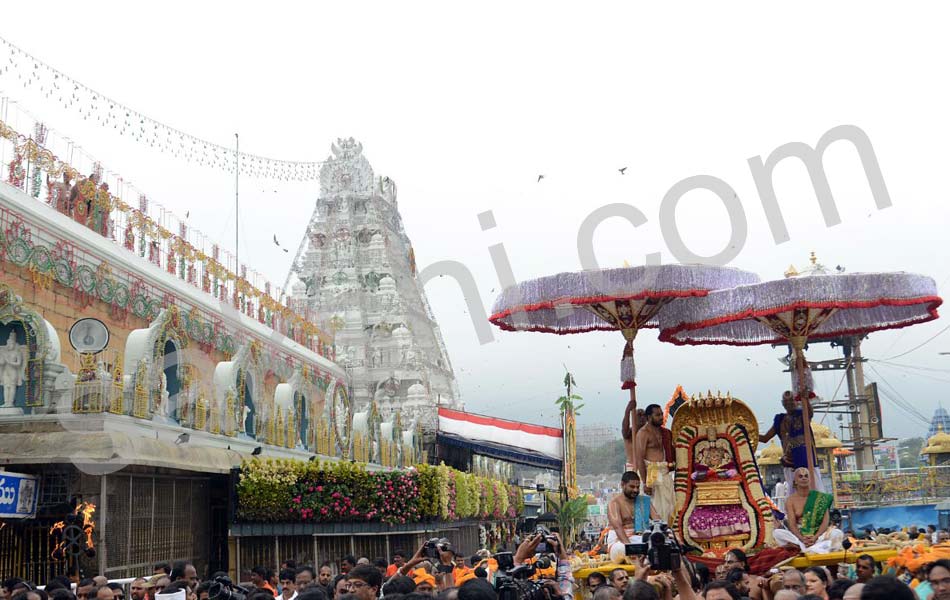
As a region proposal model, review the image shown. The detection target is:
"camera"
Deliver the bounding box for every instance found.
[534,525,559,554]
[494,555,557,600]
[495,552,515,572]
[208,576,250,600]
[625,520,681,571]
[495,577,551,600]
[424,537,452,560]
[624,542,648,556]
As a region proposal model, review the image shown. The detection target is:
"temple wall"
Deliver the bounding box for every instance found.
[1,261,225,378]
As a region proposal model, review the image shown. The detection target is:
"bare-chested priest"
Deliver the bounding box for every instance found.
[606,471,658,561]
[635,404,675,523]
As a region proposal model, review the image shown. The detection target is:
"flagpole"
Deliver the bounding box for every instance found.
[235,133,239,285]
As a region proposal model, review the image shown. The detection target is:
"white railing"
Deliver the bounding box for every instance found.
[834,464,950,507]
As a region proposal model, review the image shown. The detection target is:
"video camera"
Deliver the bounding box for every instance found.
[494,552,558,600]
[208,576,250,600]
[624,520,682,571]
[424,537,452,560]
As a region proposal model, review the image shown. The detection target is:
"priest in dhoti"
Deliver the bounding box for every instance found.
[635,404,676,523]
[773,467,835,552]
[606,471,658,563]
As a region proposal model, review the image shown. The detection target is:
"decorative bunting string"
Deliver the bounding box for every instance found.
[0,35,325,181]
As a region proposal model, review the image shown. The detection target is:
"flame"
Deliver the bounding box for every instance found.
[79,502,96,550]
[49,520,67,560]
[48,502,97,560]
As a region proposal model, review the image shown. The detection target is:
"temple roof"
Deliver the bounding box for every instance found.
[758,440,783,465]
[756,421,842,464]
[923,424,950,454]
[812,421,843,449]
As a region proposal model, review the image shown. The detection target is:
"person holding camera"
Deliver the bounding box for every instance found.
[395,539,457,591]
[513,531,574,600]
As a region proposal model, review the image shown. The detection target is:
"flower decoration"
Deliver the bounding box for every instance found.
[237,458,520,525]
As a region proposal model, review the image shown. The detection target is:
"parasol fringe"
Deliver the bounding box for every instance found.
[490,265,760,333]
[658,272,942,345]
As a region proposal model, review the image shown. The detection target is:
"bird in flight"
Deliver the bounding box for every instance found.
[273,234,282,247]
[619,167,627,175]
[537,174,545,182]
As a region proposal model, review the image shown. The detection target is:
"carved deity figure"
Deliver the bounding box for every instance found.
[0,334,25,408]
[155,371,170,417]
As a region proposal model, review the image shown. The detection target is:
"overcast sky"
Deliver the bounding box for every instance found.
[2,2,949,442]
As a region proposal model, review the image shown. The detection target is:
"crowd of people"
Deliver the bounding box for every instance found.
[0,533,570,600]
[1,533,948,600]
[586,551,950,600]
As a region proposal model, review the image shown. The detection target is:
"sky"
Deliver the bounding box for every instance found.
[2,1,949,441]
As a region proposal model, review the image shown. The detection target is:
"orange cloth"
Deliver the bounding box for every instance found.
[413,569,436,588]
[260,583,277,596]
[525,556,555,580]
[386,565,399,577]
[453,567,475,585]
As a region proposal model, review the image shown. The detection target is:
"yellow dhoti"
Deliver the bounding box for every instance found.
[644,460,673,523]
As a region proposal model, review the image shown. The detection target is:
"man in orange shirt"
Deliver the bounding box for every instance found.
[386,551,407,577]
[452,554,474,585]
[251,567,276,596]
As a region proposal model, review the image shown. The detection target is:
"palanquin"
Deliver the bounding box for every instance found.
[671,391,776,555]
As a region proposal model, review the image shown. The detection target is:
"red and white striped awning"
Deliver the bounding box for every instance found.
[437,407,563,461]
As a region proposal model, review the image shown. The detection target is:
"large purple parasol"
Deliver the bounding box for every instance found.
[657,270,943,487]
[489,264,759,468]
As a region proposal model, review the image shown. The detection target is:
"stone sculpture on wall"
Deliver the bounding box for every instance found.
[0,334,25,409]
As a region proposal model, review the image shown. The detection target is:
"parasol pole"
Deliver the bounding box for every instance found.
[621,329,639,471]
[790,335,817,490]
[626,386,638,469]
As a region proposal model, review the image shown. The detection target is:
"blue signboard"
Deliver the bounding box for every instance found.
[0,470,38,519]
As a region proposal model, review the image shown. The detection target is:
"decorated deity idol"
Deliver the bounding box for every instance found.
[692,426,738,480]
